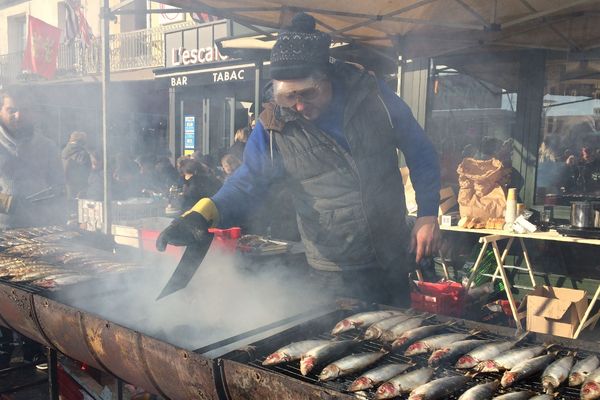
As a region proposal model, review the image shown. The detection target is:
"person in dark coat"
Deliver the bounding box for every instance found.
[228,127,250,161]
[156,13,441,307]
[62,131,91,201]
[0,88,65,367]
[180,158,221,210]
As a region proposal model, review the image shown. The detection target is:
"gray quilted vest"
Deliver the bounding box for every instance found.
[260,63,409,272]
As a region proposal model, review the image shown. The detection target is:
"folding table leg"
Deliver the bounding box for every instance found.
[465,241,489,290]
[519,238,537,288]
[491,241,523,330]
[491,237,514,283]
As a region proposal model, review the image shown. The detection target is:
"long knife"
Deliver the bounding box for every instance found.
[156,237,213,300]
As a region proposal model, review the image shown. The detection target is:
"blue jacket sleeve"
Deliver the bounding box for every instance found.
[378,81,441,217]
[211,121,283,227]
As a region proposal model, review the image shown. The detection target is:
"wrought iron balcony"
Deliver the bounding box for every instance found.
[0,21,196,85]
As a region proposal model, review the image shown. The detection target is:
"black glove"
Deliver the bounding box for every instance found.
[156,212,211,251]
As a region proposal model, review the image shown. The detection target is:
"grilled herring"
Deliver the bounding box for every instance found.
[380,316,432,343]
[390,322,454,350]
[457,380,500,400]
[581,367,600,400]
[456,333,527,369]
[474,345,547,373]
[541,354,573,393]
[404,332,473,356]
[500,354,556,388]
[331,310,404,335]
[348,363,412,392]
[364,314,417,341]
[529,396,554,400]
[375,367,434,399]
[408,375,470,400]
[319,351,386,381]
[262,340,330,366]
[428,339,488,366]
[299,340,357,376]
[570,355,600,386]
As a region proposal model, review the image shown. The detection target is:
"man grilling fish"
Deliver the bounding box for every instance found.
[157,12,441,306]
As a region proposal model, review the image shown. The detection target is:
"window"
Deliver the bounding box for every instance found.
[427,60,518,190]
[536,57,600,205]
[8,14,27,54]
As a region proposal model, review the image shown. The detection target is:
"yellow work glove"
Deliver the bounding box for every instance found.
[156,198,219,251]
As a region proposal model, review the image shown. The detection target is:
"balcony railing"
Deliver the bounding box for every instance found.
[0,21,196,84]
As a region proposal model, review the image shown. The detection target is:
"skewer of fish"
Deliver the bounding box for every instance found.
[541,353,574,393]
[374,367,434,399]
[455,333,528,369]
[407,375,470,400]
[429,339,489,366]
[457,380,500,400]
[405,331,478,356]
[569,355,600,386]
[299,340,358,375]
[348,363,412,392]
[500,353,556,388]
[319,351,386,381]
[332,310,404,335]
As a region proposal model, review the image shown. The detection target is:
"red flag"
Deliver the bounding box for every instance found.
[22,16,61,79]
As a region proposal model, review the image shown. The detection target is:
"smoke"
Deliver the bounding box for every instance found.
[54,245,332,351]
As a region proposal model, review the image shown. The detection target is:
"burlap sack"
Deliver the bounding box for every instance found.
[457,158,511,219]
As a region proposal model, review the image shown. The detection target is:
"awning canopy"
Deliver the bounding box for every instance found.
[153,0,600,58]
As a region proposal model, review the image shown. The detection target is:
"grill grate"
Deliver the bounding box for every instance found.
[248,316,589,399]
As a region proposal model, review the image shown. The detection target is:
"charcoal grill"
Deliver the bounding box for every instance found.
[218,309,599,400]
[1,227,599,400]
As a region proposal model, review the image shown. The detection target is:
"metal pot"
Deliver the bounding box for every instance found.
[570,201,600,228]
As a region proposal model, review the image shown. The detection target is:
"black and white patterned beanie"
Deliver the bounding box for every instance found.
[270,13,332,80]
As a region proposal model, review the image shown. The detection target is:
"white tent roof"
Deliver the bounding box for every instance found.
[152,0,600,58]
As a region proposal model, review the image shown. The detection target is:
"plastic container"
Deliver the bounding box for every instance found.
[505,188,517,226]
[410,280,466,317]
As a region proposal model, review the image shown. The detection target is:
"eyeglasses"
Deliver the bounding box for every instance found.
[273,80,324,108]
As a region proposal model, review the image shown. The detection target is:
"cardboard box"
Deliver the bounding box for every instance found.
[526,286,588,338]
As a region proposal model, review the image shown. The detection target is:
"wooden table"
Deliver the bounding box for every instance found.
[440,226,600,336]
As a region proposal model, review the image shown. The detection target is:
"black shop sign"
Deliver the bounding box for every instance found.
[168,66,253,87]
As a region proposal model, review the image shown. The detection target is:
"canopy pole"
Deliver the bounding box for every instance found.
[101,0,112,235]
[254,60,263,120]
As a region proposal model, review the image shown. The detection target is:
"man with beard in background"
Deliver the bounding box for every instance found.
[156,13,441,306]
[0,88,66,368]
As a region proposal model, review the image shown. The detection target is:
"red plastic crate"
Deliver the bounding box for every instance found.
[139,228,184,258]
[208,227,242,253]
[410,280,466,317]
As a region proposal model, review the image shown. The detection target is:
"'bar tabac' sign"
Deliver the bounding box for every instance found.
[164,21,232,68]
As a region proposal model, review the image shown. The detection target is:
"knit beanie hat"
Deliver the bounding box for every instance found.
[270,13,332,80]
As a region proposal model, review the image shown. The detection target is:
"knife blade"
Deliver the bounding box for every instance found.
[156,237,213,300]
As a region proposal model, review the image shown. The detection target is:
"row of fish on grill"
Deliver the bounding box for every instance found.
[261,309,600,399]
[0,226,142,289]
